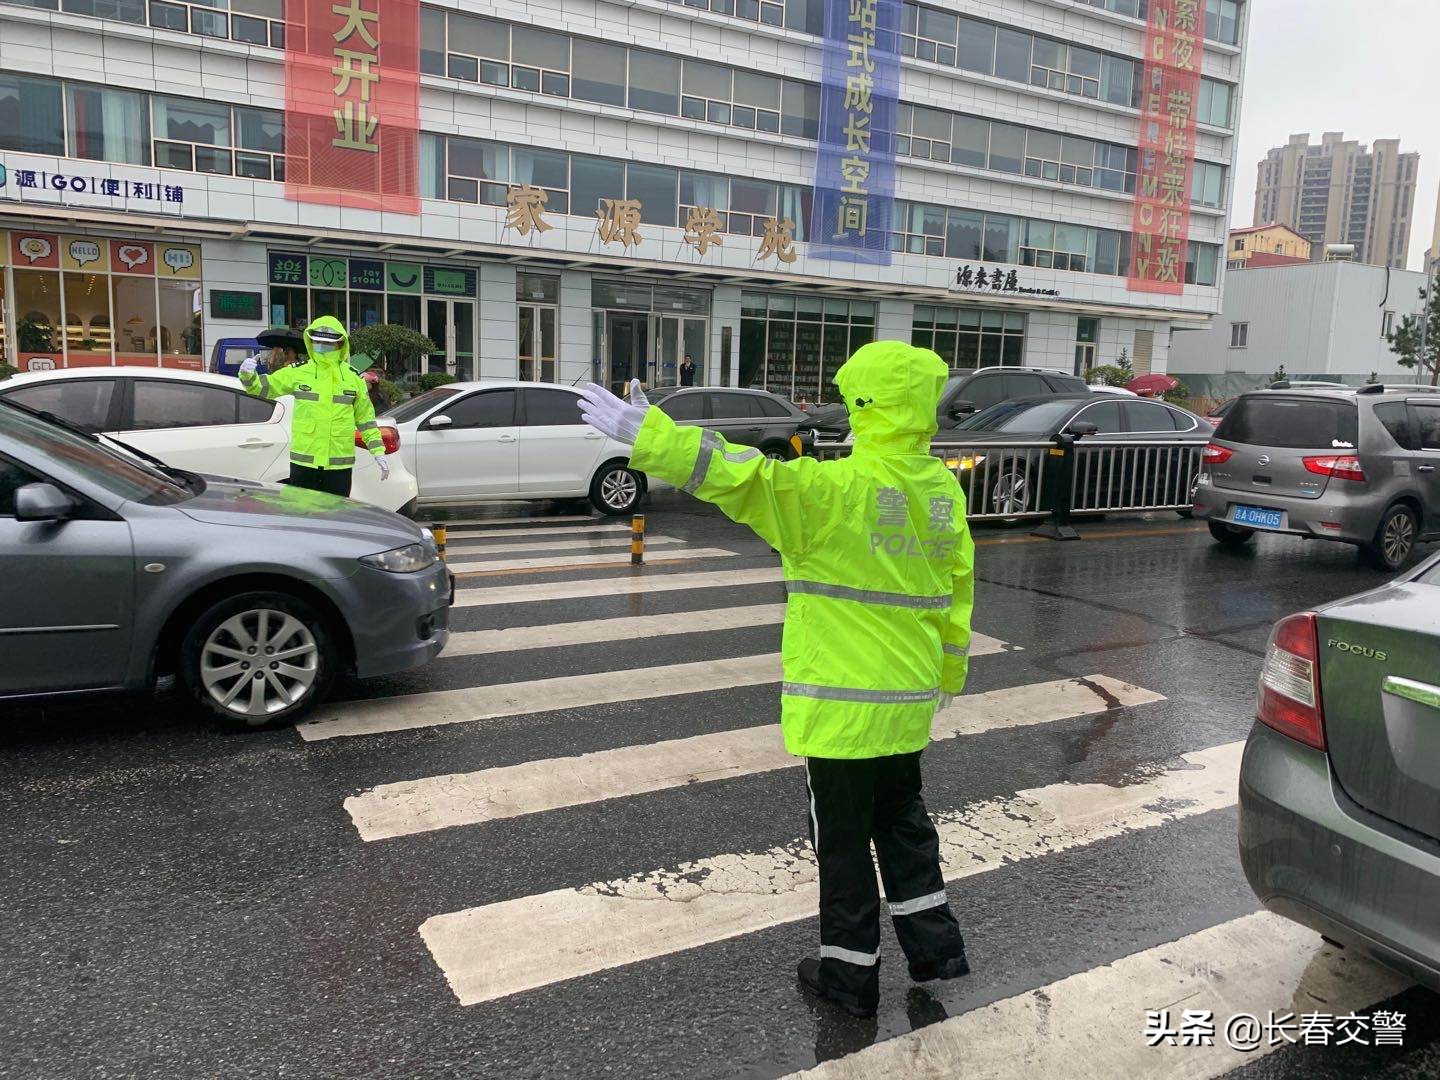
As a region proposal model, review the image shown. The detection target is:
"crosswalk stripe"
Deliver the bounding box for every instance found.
[426,514,602,529]
[346,673,1150,841]
[442,523,631,543]
[439,534,683,557]
[786,911,1409,1079]
[450,566,784,608]
[299,653,785,741]
[419,740,1243,1006]
[445,547,738,574]
[440,606,1014,657]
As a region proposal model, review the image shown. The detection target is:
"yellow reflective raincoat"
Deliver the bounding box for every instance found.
[239,315,383,470]
[630,341,974,759]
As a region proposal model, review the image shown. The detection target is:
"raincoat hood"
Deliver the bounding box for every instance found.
[302,315,351,370]
[833,340,947,454]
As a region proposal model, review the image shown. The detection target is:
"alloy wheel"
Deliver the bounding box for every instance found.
[991,472,1029,516]
[1383,511,1415,567]
[199,608,319,719]
[600,468,639,511]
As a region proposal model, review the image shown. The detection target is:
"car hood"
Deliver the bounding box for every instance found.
[177,477,422,546]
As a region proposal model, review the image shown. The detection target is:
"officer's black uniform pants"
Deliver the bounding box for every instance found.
[287,463,353,497]
[804,751,965,1009]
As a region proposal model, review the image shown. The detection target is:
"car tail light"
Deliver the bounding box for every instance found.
[1202,443,1233,464]
[1257,612,1326,750]
[355,425,401,454]
[1303,455,1365,482]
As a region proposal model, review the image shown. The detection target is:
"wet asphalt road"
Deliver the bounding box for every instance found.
[2,492,1436,1080]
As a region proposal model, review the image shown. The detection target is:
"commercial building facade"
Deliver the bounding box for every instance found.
[1254,132,1419,270]
[1168,260,1430,395]
[0,0,1247,398]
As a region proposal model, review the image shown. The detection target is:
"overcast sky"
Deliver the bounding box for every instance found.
[1230,0,1438,270]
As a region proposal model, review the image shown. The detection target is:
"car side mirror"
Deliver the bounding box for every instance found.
[425,414,453,430]
[1067,421,1100,437]
[15,482,79,522]
[947,400,977,421]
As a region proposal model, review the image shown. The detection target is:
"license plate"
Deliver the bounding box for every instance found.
[1231,505,1284,529]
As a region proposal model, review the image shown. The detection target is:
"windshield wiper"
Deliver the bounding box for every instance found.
[3,399,190,490]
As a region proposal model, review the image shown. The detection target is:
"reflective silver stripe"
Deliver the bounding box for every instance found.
[329,455,355,466]
[257,373,271,397]
[786,580,951,610]
[819,944,880,967]
[722,447,760,463]
[293,390,320,401]
[943,643,969,658]
[887,889,948,917]
[333,393,357,404]
[783,682,939,705]
[290,451,315,463]
[683,431,722,494]
[357,420,379,431]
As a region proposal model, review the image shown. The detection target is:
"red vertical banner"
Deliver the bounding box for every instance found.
[1128,0,1204,294]
[285,0,420,215]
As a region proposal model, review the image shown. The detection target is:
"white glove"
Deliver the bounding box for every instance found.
[375,455,390,480]
[935,692,954,714]
[239,355,259,377]
[577,380,649,445]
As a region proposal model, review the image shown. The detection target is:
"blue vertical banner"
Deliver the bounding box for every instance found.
[808,0,901,265]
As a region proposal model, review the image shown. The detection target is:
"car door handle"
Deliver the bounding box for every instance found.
[584,432,603,440]
[240,440,277,449]
[498,434,517,443]
[1419,465,1436,473]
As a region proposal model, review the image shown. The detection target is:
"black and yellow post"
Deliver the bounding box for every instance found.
[630,514,645,566]
[432,523,448,561]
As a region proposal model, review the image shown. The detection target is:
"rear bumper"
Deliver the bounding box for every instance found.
[1192,479,1378,544]
[1238,721,1440,991]
[346,561,452,678]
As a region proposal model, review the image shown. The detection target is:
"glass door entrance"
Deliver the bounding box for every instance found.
[606,312,649,394]
[656,315,708,387]
[425,299,476,379]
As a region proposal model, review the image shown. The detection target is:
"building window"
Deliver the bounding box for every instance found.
[1197,78,1234,128]
[739,292,875,403]
[19,0,288,49]
[1205,0,1242,45]
[1229,322,1248,348]
[914,305,1026,370]
[516,273,559,382]
[1074,317,1099,375]
[1185,244,1220,287]
[0,73,66,156]
[1191,161,1227,208]
[67,83,150,165]
[1381,311,1395,338]
[151,98,284,180]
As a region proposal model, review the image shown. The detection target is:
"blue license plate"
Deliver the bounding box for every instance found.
[1232,505,1284,529]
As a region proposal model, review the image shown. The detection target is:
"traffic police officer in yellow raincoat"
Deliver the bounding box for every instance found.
[577,340,973,1018]
[237,315,389,497]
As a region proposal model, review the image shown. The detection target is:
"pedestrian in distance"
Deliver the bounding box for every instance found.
[679,353,697,387]
[237,315,390,499]
[254,326,304,374]
[577,340,973,1018]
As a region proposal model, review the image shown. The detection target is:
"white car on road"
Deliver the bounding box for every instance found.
[0,368,417,514]
[382,380,643,515]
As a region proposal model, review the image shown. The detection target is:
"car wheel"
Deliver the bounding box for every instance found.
[180,591,336,730]
[589,461,644,516]
[762,442,793,462]
[1208,520,1255,546]
[1361,504,1418,571]
[989,468,1032,522]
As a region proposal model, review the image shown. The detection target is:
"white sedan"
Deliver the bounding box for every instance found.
[382,380,643,514]
[0,367,417,514]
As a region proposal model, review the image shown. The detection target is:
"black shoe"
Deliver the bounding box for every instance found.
[908,952,970,983]
[797,958,877,1018]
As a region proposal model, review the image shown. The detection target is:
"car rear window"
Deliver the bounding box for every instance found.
[1217,396,1359,449]
[1371,402,1416,449]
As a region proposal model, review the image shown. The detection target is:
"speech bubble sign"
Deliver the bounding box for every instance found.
[163,247,194,273]
[117,244,150,270]
[19,237,52,263]
[68,240,101,267]
[26,357,57,372]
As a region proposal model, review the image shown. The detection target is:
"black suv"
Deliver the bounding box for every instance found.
[809,366,1089,438]
[648,386,814,460]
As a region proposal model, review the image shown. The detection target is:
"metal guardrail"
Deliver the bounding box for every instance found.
[812,433,1207,531]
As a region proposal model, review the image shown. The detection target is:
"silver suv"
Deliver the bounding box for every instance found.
[1194,384,1440,570]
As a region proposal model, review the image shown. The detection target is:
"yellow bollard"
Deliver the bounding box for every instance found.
[631,514,645,566]
[432,523,447,561]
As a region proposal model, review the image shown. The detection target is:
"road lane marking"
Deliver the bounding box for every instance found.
[299,653,786,741]
[439,534,682,557]
[450,567,786,607]
[445,547,737,574]
[347,672,1143,841]
[420,741,1243,1006]
[442,523,632,543]
[787,911,1408,1079]
[442,604,792,655]
[424,514,602,528]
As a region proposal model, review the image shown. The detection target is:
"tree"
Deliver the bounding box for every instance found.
[1385,273,1440,385]
[348,323,436,377]
[1115,347,1134,380]
[1269,363,1288,385]
[1083,364,1130,387]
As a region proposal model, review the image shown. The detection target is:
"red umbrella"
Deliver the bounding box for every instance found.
[1126,374,1180,398]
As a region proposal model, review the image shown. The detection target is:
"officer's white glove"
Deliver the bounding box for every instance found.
[935,692,954,714]
[375,455,390,481]
[238,355,259,377]
[577,380,649,445]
